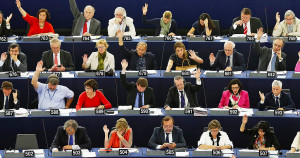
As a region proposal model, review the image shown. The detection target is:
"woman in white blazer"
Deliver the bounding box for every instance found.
[291,131,300,152]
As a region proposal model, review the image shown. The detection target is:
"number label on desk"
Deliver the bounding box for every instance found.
[224,71,233,77]
[72,149,82,156]
[95,109,104,115]
[52,72,62,77]
[119,149,129,155]
[229,109,238,115]
[82,36,91,41]
[165,149,175,155]
[288,36,297,41]
[212,149,222,156]
[205,36,214,41]
[24,150,35,157]
[138,70,148,76]
[274,110,284,116]
[5,110,14,116]
[0,36,8,42]
[140,108,150,114]
[184,108,194,114]
[40,35,49,41]
[9,71,18,77]
[123,36,132,41]
[164,36,173,41]
[50,109,60,115]
[246,35,255,41]
[258,150,268,156]
[297,111,300,116]
[267,71,276,77]
[181,70,191,76]
[95,70,105,77]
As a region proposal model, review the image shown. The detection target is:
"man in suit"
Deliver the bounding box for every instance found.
[148,116,186,149]
[229,8,263,36]
[0,43,27,72]
[0,81,19,110]
[273,10,300,37]
[42,38,74,71]
[258,80,295,111]
[120,59,155,108]
[51,119,92,151]
[69,0,101,36]
[0,11,12,36]
[118,31,156,70]
[164,69,201,110]
[209,41,245,71]
[255,28,286,71]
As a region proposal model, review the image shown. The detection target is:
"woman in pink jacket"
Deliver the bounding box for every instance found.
[295,51,300,72]
[218,79,250,109]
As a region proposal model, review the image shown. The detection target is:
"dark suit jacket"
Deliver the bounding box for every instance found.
[51,126,92,149]
[42,49,74,71]
[229,17,263,35]
[120,45,157,70]
[120,73,155,107]
[0,89,20,110]
[258,91,295,110]
[0,52,27,72]
[69,0,101,36]
[142,15,177,36]
[254,42,287,71]
[0,19,12,36]
[210,50,245,71]
[148,126,186,149]
[165,82,201,108]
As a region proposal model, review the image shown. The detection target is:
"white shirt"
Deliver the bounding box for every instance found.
[198,131,233,147]
[156,131,173,149]
[53,52,61,66]
[0,57,21,68]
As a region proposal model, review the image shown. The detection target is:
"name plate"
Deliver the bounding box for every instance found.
[267,71,276,77]
[72,149,82,156]
[95,109,105,115]
[82,36,91,41]
[50,109,60,115]
[288,36,297,41]
[297,111,300,116]
[52,72,62,77]
[246,35,255,41]
[258,150,268,156]
[40,35,49,41]
[123,36,132,41]
[184,108,194,114]
[24,150,35,157]
[181,70,191,76]
[229,109,239,115]
[164,36,173,41]
[224,71,233,77]
[5,110,14,116]
[119,149,129,155]
[95,70,105,77]
[0,36,8,42]
[205,36,214,41]
[165,149,175,155]
[138,70,148,76]
[212,149,222,156]
[140,108,150,114]
[274,110,284,116]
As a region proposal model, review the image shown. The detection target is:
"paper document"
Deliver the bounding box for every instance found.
[118,106,132,110]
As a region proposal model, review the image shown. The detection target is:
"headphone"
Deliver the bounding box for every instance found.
[47,75,59,84]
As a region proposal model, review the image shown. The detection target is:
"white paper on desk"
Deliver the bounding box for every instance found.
[22,149,44,154]
[268,150,278,155]
[99,148,139,153]
[214,36,222,40]
[132,36,141,40]
[239,149,258,152]
[61,72,74,78]
[59,108,75,116]
[284,110,294,114]
[133,108,163,115]
[28,72,35,77]
[20,72,29,78]
[222,149,234,154]
[118,105,132,110]
[210,108,228,111]
[14,108,29,117]
[91,36,101,40]
[239,108,254,116]
[81,149,96,157]
[176,151,189,157]
[147,70,157,74]
[232,34,246,37]
[81,107,96,111]
[5,150,19,153]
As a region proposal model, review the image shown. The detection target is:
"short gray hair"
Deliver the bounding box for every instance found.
[224,41,235,49]
[84,5,95,13]
[272,37,285,47]
[285,10,295,19]
[174,76,184,82]
[63,120,78,131]
[114,7,127,17]
[272,80,282,88]
[50,38,61,46]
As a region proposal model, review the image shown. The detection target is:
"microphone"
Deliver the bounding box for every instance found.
[26,78,30,109]
[72,39,76,71]
[264,8,269,35]
[114,78,119,107]
[41,119,50,156]
[159,42,166,76]
[201,77,208,109]
[245,44,252,76]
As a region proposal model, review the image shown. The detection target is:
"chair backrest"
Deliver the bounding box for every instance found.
[223,87,228,91]
[97,89,104,94]
[282,89,290,94]
[15,134,39,149]
[212,20,221,36]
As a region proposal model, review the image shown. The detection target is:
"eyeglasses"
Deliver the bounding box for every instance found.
[97,46,106,49]
[115,14,123,17]
[231,87,240,90]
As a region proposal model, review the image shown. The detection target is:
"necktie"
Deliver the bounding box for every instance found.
[11,60,16,71]
[180,91,185,108]
[225,56,230,67]
[138,92,143,107]
[275,96,279,107]
[165,133,170,143]
[288,25,293,33]
[83,20,88,35]
[5,96,9,109]
[69,135,73,145]
[270,52,277,71]
[244,24,248,34]
[54,54,58,65]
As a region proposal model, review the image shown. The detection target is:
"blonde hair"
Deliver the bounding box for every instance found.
[96,39,109,49]
[174,42,188,60]
[115,118,129,130]
[208,120,221,130]
[163,11,172,19]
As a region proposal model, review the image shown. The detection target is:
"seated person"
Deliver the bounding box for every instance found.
[120,59,155,108]
[76,79,112,110]
[218,79,250,109]
[164,69,201,110]
[82,39,115,73]
[255,28,287,71]
[118,31,156,70]
[16,0,55,36]
[187,13,215,36]
[240,115,280,150]
[166,42,203,72]
[209,41,245,71]
[258,80,295,111]
[0,11,12,36]
[295,51,300,72]
[291,131,300,153]
[0,43,27,72]
[273,10,300,37]
[142,3,176,36]
[0,81,19,110]
[42,38,74,71]
[229,8,263,36]
[108,7,136,37]
[69,0,101,36]
[32,61,74,109]
[103,118,133,148]
[51,119,92,151]
[198,120,233,150]
[148,116,186,149]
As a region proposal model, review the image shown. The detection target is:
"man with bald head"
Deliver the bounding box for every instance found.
[209,41,245,71]
[69,0,101,36]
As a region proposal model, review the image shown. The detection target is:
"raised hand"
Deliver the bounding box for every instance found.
[82,54,88,63]
[242,114,248,124]
[256,27,264,40]
[142,3,148,15]
[15,0,21,8]
[121,59,128,70]
[12,90,18,101]
[36,61,46,72]
[276,12,280,23]
[103,125,109,133]
[1,52,7,62]
[259,91,265,102]
[209,53,215,63]
[116,30,124,38]
[193,68,201,80]
[6,14,13,24]
[188,50,198,60]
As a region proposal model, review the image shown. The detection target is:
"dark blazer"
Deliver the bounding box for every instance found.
[242,128,280,150]
[254,42,287,71]
[0,52,27,72]
[0,18,12,36]
[120,45,157,70]
[42,49,74,71]
[142,15,177,36]
[165,82,201,108]
[0,88,20,110]
[229,17,263,35]
[258,91,295,110]
[210,50,245,71]
[51,126,92,150]
[69,0,101,36]
[120,73,155,107]
[148,126,186,149]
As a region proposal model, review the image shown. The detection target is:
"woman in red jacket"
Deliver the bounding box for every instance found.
[76,79,112,110]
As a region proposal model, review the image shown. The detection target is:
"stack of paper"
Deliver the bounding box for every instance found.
[194,107,208,116]
[118,106,132,110]
[14,108,29,117]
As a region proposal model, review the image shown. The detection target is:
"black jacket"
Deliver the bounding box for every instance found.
[142,15,177,36]
[0,18,12,36]
[229,17,263,35]
[0,88,20,110]
[0,52,27,72]
[210,50,245,71]
[258,91,295,110]
[42,49,74,71]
